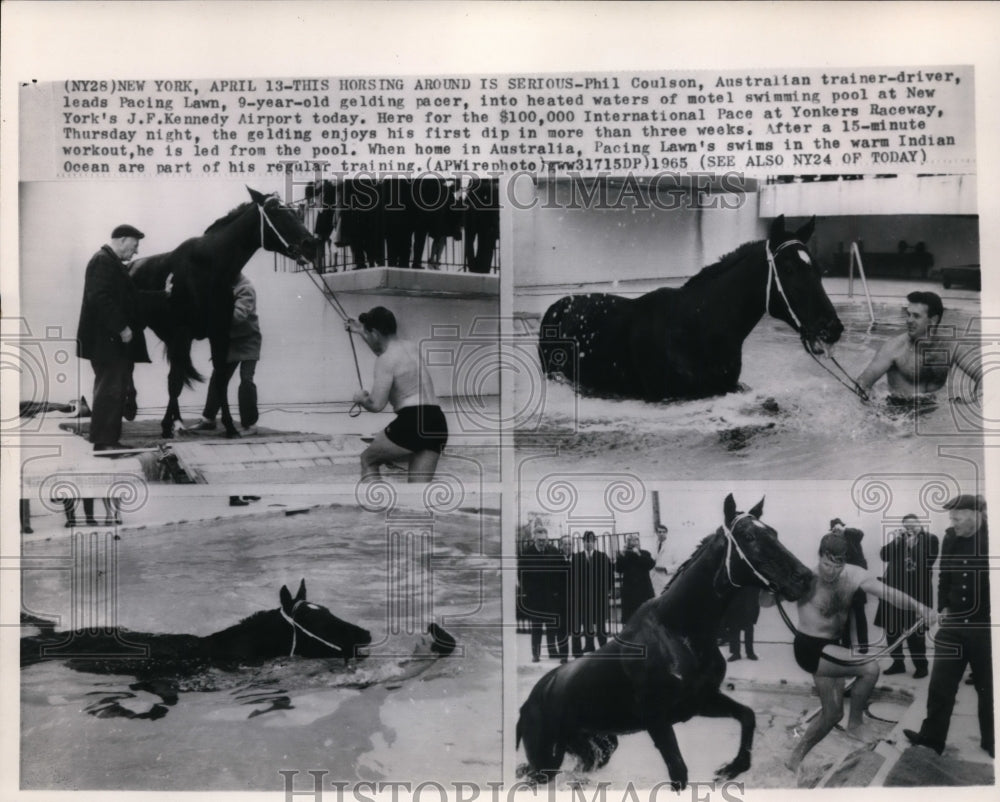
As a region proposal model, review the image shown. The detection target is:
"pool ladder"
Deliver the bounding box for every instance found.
[847,241,877,331]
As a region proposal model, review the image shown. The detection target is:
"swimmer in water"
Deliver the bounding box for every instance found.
[856,291,981,404]
[346,307,449,484]
[761,531,936,771]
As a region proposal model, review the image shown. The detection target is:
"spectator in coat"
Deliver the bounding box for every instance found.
[614,534,655,624]
[721,586,760,661]
[570,531,613,657]
[831,519,870,653]
[76,224,165,451]
[519,530,557,663]
[905,495,993,758]
[876,513,939,678]
[189,274,261,437]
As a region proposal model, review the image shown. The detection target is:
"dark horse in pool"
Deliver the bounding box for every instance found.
[538,216,843,401]
[516,495,814,788]
[22,581,456,719]
[130,187,318,438]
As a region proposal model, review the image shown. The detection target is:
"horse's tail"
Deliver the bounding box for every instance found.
[166,338,204,388]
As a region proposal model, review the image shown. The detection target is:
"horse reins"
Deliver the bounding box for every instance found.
[257,199,295,255]
[773,596,928,667]
[280,599,345,657]
[765,239,871,404]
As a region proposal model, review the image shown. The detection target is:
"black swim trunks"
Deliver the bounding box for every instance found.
[384,405,448,454]
[793,632,839,674]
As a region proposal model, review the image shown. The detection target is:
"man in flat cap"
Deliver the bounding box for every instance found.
[346,306,448,483]
[76,224,160,451]
[763,530,936,771]
[905,494,993,758]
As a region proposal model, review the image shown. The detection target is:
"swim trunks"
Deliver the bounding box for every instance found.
[793,632,839,674]
[384,405,448,454]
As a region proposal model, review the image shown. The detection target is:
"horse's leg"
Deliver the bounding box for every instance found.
[698,692,756,780]
[163,362,186,439]
[210,338,239,438]
[646,720,688,791]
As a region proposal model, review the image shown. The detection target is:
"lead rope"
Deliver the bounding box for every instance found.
[766,239,871,404]
[292,234,365,417]
[280,600,345,657]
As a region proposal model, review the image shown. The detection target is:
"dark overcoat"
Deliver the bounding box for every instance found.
[76,245,151,363]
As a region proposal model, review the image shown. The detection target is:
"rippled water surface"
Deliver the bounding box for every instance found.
[21,504,502,791]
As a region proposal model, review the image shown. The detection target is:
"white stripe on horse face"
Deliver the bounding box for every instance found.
[796,249,813,266]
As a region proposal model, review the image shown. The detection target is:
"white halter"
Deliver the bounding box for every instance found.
[764,239,806,330]
[279,599,344,657]
[721,512,776,590]
[258,199,294,252]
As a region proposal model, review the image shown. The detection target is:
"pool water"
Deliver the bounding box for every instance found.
[20,503,502,791]
[513,300,984,481]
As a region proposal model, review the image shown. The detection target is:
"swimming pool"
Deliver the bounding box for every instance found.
[20,502,502,791]
[513,293,984,482]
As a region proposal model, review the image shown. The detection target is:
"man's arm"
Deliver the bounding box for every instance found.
[857,340,897,392]
[952,342,983,392]
[356,356,393,412]
[860,574,936,625]
[231,279,255,323]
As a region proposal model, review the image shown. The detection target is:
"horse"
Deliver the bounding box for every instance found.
[21,580,373,677]
[537,216,844,401]
[130,187,318,438]
[516,494,814,789]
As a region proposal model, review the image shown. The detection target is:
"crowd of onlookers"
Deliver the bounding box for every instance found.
[304,177,499,273]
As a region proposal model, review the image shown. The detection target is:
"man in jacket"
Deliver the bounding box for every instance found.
[905,495,993,758]
[189,274,262,436]
[570,531,613,656]
[875,513,939,678]
[614,533,655,624]
[76,225,155,451]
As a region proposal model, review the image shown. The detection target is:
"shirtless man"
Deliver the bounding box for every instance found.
[762,531,936,771]
[347,306,448,483]
[857,291,981,400]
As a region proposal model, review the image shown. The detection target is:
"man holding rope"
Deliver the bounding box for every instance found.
[346,306,448,484]
[763,531,936,771]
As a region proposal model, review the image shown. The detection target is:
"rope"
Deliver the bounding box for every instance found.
[280,600,344,657]
[801,346,871,403]
[774,596,927,666]
[297,265,365,417]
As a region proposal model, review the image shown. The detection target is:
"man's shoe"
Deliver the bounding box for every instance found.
[240,425,259,436]
[747,652,759,660]
[229,496,250,507]
[884,662,907,675]
[123,392,138,422]
[903,729,943,755]
[187,418,217,432]
[913,666,929,679]
[94,443,128,452]
[728,654,741,662]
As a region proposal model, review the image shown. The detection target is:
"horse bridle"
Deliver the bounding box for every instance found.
[257,197,299,257]
[279,599,344,657]
[721,512,778,592]
[765,239,871,403]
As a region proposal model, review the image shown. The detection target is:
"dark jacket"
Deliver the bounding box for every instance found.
[518,542,556,621]
[937,522,990,625]
[614,548,655,623]
[570,548,613,629]
[874,529,939,629]
[76,245,151,363]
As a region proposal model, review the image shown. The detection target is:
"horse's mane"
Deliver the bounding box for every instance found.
[659,530,723,594]
[681,240,762,289]
[204,201,252,234]
[232,609,276,628]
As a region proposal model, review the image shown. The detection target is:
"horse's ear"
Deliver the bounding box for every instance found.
[279,585,293,611]
[768,215,787,241]
[749,497,765,519]
[295,579,307,603]
[724,494,737,525]
[247,187,266,205]
[795,216,816,243]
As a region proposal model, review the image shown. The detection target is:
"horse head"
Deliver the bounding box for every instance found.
[247,187,318,264]
[720,494,813,601]
[279,580,373,659]
[765,215,844,354]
